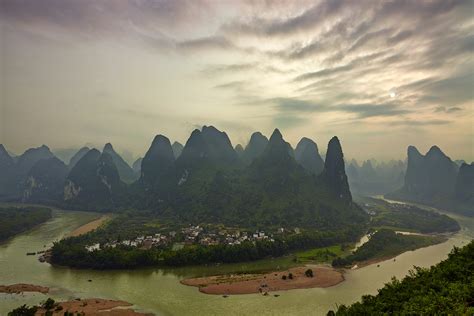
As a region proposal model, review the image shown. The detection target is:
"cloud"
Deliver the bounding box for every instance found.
[177,36,235,51]
[435,106,463,113]
[272,98,410,119]
[389,119,452,126]
[273,115,310,129]
[338,103,410,118]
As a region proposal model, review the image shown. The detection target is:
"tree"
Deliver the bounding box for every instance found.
[288,272,294,279]
[8,305,38,316]
[42,298,56,310]
[281,275,287,280]
[305,268,314,278]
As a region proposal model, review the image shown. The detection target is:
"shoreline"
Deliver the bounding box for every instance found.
[181,264,344,295]
[0,283,49,294]
[353,235,449,269]
[68,214,110,237]
[181,235,451,295]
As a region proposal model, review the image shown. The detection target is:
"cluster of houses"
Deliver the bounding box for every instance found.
[85,233,172,252]
[84,225,299,252]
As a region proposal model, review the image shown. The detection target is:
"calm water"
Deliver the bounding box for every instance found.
[1,202,473,316]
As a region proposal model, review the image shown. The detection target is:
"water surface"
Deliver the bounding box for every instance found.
[1,202,472,315]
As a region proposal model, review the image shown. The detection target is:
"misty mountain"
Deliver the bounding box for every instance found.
[23,157,68,203]
[242,132,268,164]
[294,137,324,175]
[132,157,143,174]
[234,144,244,159]
[69,147,90,169]
[64,149,124,209]
[0,145,15,196]
[139,135,176,192]
[322,136,351,201]
[53,148,82,165]
[455,163,474,204]
[387,146,472,216]
[16,145,55,177]
[103,143,137,183]
[171,128,366,228]
[347,159,405,196]
[3,145,57,197]
[177,126,237,168]
[171,141,184,159]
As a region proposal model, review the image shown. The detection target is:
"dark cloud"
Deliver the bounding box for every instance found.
[338,103,410,118]
[177,36,234,51]
[387,30,413,45]
[294,64,354,81]
[272,98,410,119]
[389,119,452,126]
[434,106,463,113]
[273,115,310,129]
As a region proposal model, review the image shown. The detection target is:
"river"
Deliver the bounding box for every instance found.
[1,200,473,316]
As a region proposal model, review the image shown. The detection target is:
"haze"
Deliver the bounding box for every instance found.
[1,0,473,162]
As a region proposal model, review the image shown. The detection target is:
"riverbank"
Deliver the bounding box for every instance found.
[68,214,110,237]
[0,283,49,294]
[181,265,344,295]
[14,298,153,316]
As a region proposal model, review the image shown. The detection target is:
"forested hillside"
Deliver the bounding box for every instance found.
[329,241,474,315]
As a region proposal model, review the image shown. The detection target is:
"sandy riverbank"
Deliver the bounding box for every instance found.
[0,283,49,294]
[33,298,153,316]
[181,265,344,295]
[68,215,110,237]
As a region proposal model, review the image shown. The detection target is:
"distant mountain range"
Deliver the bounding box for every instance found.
[2,128,472,221]
[0,126,369,229]
[386,146,473,216]
[346,159,406,196]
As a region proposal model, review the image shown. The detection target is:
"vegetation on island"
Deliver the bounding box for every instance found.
[0,206,52,241]
[332,229,446,267]
[329,241,474,315]
[358,197,460,233]
[51,216,363,269]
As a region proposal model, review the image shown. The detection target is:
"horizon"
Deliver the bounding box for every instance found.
[2,125,471,166]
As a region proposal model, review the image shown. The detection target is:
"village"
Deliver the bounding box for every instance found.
[84,225,296,252]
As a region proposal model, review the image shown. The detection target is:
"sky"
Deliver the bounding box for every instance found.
[1,0,473,162]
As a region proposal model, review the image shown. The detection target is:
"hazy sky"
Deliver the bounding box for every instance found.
[1,0,473,162]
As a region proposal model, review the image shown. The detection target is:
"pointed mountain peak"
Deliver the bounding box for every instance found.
[269,128,283,142]
[250,131,265,139]
[426,145,445,157]
[407,145,422,157]
[69,147,90,168]
[103,143,114,152]
[243,132,269,163]
[189,129,202,139]
[295,137,324,175]
[235,144,244,152]
[151,134,172,147]
[39,144,50,151]
[0,144,9,156]
[323,136,351,200]
[141,134,175,188]
[86,148,101,158]
[202,125,219,133]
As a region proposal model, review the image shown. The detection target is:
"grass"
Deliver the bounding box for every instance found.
[294,244,352,264]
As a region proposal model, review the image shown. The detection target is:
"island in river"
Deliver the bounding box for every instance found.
[181,265,343,295]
